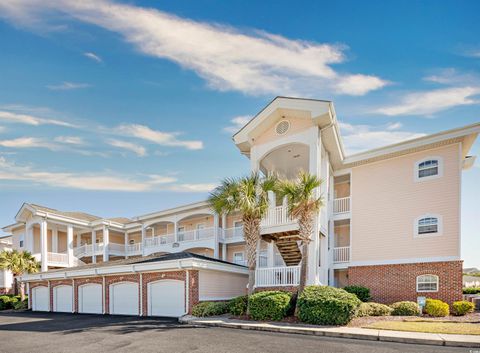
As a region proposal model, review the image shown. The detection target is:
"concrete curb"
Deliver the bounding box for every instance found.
[179,316,480,348]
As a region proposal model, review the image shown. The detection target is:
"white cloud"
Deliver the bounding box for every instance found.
[46,81,91,90]
[0,110,76,127]
[0,137,60,150]
[107,138,147,157]
[54,136,85,145]
[423,68,480,85]
[374,86,480,116]
[84,51,102,62]
[115,124,203,150]
[339,122,426,155]
[0,126,5,133]
[0,156,212,192]
[0,0,388,96]
[223,115,252,133]
[386,122,402,130]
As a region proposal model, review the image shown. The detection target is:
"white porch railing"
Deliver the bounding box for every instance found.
[74,243,104,258]
[109,243,126,255]
[333,246,350,263]
[145,233,175,247]
[255,266,300,287]
[125,242,142,256]
[333,197,351,214]
[261,206,294,227]
[47,252,68,265]
[223,226,244,241]
[177,227,217,242]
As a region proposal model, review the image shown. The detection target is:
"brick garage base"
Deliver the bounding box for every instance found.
[348,260,463,305]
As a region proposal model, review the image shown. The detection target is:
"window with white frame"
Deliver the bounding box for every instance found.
[233,252,244,265]
[416,274,439,292]
[19,234,24,248]
[415,157,442,181]
[415,215,442,236]
[258,250,268,268]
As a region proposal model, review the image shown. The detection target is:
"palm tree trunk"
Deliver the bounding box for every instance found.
[298,242,309,294]
[244,217,260,296]
[20,281,25,302]
[13,277,18,296]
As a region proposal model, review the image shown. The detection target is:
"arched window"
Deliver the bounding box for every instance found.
[415,157,442,181]
[415,214,442,237]
[416,274,439,292]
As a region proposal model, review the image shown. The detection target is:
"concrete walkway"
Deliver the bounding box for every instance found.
[179,315,480,348]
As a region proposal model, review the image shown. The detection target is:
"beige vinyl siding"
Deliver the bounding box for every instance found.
[199,270,248,300]
[351,144,460,262]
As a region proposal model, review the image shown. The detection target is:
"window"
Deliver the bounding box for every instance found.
[233,220,243,237]
[233,252,244,265]
[415,214,442,237]
[19,234,24,248]
[177,226,185,242]
[415,157,442,181]
[416,274,439,292]
[258,250,268,268]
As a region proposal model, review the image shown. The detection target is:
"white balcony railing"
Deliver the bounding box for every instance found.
[261,206,294,227]
[47,252,68,265]
[333,196,351,214]
[125,242,142,256]
[255,266,300,287]
[74,243,104,258]
[223,226,244,241]
[333,246,350,263]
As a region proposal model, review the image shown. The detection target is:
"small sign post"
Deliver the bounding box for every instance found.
[417,296,426,311]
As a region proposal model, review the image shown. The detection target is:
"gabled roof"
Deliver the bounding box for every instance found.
[29,204,102,222]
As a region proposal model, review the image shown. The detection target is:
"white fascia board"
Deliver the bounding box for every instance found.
[343,123,480,165]
[191,260,249,275]
[2,222,23,232]
[132,200,210,222]
[35,211,91,228]
[349,256,460,267]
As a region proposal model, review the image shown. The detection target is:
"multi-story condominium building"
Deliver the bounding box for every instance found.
[3,97,479,317]
[0,236,13,294]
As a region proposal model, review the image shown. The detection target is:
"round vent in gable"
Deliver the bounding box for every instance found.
[275,120,290,135]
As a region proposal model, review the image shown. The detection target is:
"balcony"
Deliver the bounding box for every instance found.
[333,196,351,215]
[33,252,83,267]
[255,266,300,287]
[223,226,244,243]
[333,246,350,264]
[260,206,297,235]
[143,227,220,255]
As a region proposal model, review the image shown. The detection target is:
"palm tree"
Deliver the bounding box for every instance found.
[0,250,39,301]
[276,171,323,295]
[209,172,276,295]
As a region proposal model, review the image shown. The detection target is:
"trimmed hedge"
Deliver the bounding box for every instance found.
[0,295,18,310]
[297,286,361,325]
[424,299,449,317]
[191,301,229,317]
[357,302,393,317]
[228,295,248,316]
[452,300,475,316]
[463,287,480,295]
[248,291,292,321]
[343,286,371,302]
[390,301,421,316]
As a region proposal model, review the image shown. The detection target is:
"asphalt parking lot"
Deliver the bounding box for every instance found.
[0,311,468,353]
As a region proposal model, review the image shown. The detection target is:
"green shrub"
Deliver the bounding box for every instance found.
[343,286,371,302]
[0,295,18,310]
[390,301,421,316]
[248,291,292,321]
[357,302,393,317]
[424,299,449,317]
[228,295,248,316]
[297,286,361,325]
[463,287,480,295]
[13,300,27,310]
[451,300,475,316]
[192,301,229,317]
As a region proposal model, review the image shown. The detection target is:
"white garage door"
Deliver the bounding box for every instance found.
[109,282,139,316]
[78,283,103,314]
[53,285,73,313]
[148,280,185,317]
[32,286,49,312]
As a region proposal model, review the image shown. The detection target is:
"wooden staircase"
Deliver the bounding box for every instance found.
[263,232,302,266]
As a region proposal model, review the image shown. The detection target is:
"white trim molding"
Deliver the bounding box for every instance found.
[414,156,443,182]
[414,214,443,238]
[349,256,459,267]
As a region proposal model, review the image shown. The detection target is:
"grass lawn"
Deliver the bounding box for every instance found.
[365,321,480,335]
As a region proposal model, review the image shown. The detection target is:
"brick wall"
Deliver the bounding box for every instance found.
[25,269,199,315]
[348,260,463,304]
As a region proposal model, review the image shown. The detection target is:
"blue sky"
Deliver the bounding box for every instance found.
[0,0,478,267]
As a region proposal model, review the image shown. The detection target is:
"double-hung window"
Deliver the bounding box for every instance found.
[416,274,439,292]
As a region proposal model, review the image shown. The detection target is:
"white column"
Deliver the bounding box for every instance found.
[141,225,146,256]
[40,219,48,272]
[307,134,321,285]
[267,242,274,267]
[222,243,227,261]
[52,227,58,253]
[174,220,178,242]
[124,232,128,259]
[267,191,276,209]
[91,230,97,264]
[103,226,109,262]
[329,269,335,287]
[25,223,32,253]
[67,225,74,267]
[213,213,219,259]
